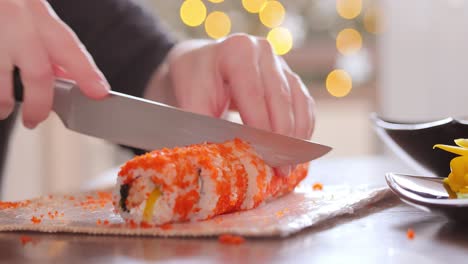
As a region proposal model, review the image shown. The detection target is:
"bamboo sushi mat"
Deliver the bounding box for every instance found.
[0,185,392,237]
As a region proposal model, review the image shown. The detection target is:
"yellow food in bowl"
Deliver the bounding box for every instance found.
[434,139,468,197]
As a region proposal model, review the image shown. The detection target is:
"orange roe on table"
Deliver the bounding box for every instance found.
[80,194,112,211]
[218,234,245,245]
[312,182,323,191]
[97,191,112,201]
[276,210,285,218]
[0,200,31,210]
[20,236,33,245]
[103,220,110,225]
[47,211,55,219]
[407,228,415,240]
[96,219,102,225]
[31,216,41,224]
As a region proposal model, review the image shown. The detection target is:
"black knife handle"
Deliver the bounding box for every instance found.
[13,67,24,102]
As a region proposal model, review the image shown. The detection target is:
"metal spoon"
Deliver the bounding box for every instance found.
[385,173,468,222]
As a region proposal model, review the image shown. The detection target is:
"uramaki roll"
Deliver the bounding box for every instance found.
[113,138,308,226]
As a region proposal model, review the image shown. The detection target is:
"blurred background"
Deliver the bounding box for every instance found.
[2,0,468,200]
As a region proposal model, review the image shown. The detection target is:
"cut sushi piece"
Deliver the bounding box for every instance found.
[113,138,308,226]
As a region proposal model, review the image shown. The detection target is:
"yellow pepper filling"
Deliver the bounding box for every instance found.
[434,139,468,196]
[143,187,162,222]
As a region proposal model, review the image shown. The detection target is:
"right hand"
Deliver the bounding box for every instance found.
[0,0,110,128]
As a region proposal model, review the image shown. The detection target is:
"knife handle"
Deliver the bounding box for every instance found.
[13,67,24,102]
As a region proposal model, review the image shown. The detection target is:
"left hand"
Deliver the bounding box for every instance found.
[145,34,316,175]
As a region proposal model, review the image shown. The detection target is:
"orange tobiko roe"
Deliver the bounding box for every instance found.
[20,236,33,245]
[30,216,41,224]
[312,182,323,191]
[0,200,31,209]
[218,234,245,245]
[118,139,310,226]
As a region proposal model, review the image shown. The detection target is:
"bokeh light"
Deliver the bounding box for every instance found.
[336,0,362,20]
[336,28,362,55]
[259,1,285,28]
[205,11,231,39]
[180,0,207,27]
[242,0,267,13]
[326,69,352,97]
[208,0,224,3]
[267,27,293,55]
[364,7,382,34]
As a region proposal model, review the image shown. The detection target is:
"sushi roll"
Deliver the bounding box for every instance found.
[113,138,308,226]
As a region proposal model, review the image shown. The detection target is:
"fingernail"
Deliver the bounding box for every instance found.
[24,121,37,129]
[0,109,10,120]
[0,104,14,120]
[91,80,111,97]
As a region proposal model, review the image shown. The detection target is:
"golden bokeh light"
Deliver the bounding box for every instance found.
[267,27,293,55]
[242,0,267,13]
[326,69,352,97]
[259,1,285,28]
[208,0,224,3]
[336,28,362,55]
[180,0,207,27]
[205,11,231,39]
[364,7,383,34]
[336,0,362,20]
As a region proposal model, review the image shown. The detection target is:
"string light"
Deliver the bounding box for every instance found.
[242,0,267,13]
[336,0,362,20]
[326,69,352,97]
[336,28,362,55]
[259,1,285,28]
[180,0,207,27]
[267,27,293,55]
[205,11,231,39]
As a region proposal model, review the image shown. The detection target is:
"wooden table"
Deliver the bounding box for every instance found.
[1,156,467,263]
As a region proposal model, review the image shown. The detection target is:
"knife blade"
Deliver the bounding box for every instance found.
[13,69,332,167]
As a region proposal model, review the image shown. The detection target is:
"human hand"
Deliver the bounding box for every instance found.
[146,34,316,175]
[0,0,109,128]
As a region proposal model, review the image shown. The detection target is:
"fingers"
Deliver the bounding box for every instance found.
[168,41,229,117]
[30,0,110,99]
[12,24,54,128]
[257,38,294,137]
[285,71,316,140]
[219,34,271,131]
[0,54,14,120]
[279,56,316,140]
[0,0,110,128]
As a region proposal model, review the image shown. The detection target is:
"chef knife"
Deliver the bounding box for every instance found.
[13,68,332,167]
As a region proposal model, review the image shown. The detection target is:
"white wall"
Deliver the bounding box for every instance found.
[378,0,468,121]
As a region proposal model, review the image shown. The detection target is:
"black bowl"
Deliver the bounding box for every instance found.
[371,114,468,178]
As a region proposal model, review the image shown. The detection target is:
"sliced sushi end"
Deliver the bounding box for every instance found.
[119,184,130,213]
[143,187,162,222]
